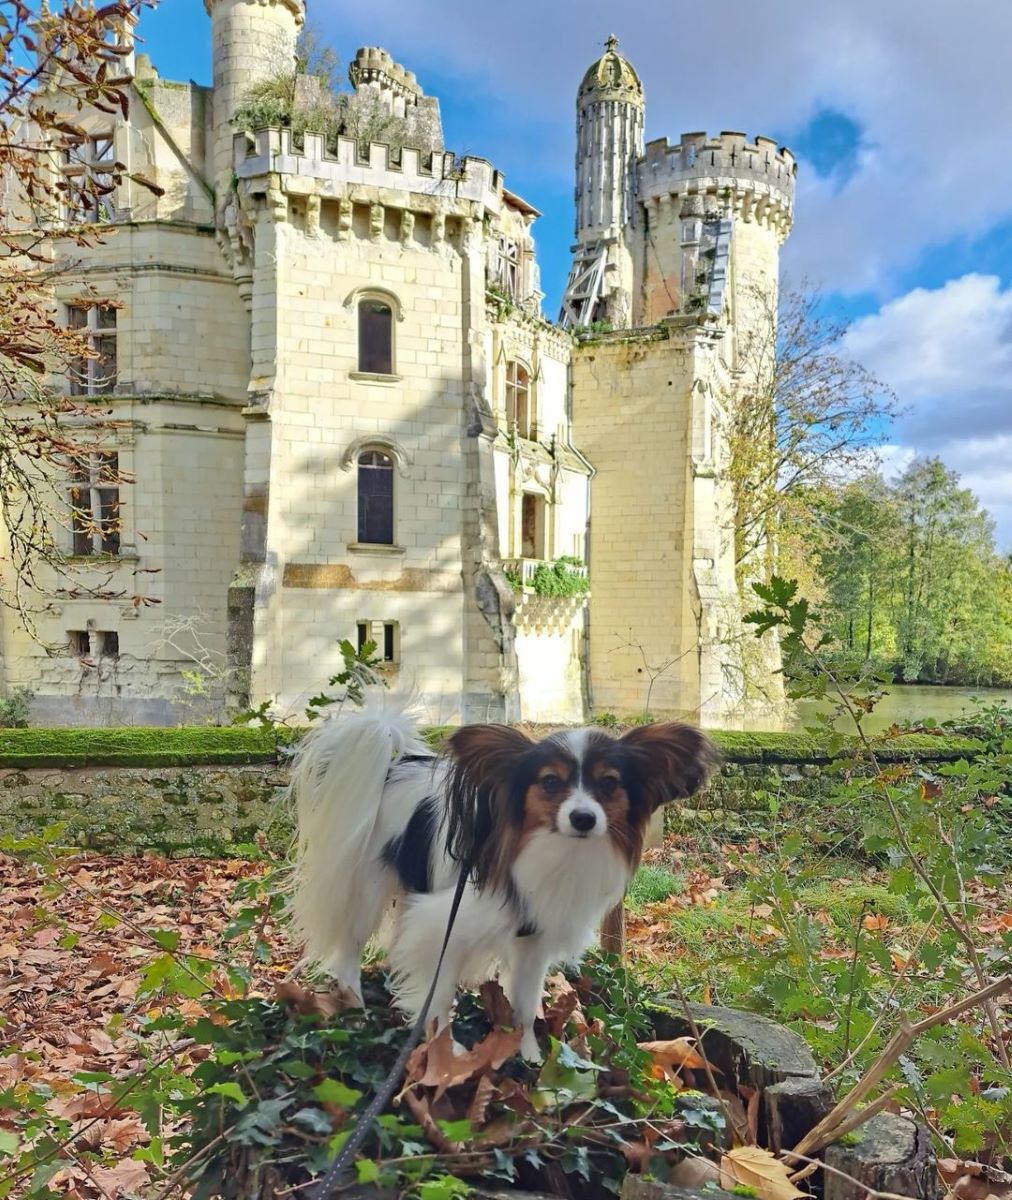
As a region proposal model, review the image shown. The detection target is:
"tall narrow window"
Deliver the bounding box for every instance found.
[62,133,117,224]
[357,450,394,545]
[69,452,120,556]
[521,492,545,559]
[66,303,117,395]
[358,298,393,374]
[505,360,532,439]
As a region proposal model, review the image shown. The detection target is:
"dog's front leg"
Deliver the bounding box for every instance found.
[506,938,552,1062]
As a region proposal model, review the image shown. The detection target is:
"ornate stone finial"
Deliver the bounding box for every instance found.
[605,34,619,53]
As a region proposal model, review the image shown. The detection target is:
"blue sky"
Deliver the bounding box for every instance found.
[138,0,1012,547]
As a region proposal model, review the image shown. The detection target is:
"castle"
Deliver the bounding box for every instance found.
[0,1,796,727]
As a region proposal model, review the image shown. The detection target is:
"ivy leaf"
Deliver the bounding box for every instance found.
[206,1082,248,1108]
[355,1159,380,1184]
[312,1078,362,1107]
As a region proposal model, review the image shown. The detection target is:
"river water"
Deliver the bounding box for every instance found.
[789,684,1012,733]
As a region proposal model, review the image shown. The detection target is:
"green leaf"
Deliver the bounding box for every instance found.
[312,1078,362,1107]
[355,1159,380,1184]
[436,1118,473,1141]
[0,1129,18,1155]
[148,928,181,952]
[206,1081,249,1108]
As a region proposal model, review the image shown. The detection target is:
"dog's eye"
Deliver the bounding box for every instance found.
[540,774,566,794]
[598,776,620,796]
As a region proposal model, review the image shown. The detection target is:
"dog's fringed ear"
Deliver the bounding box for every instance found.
[620,723,720,810]
[444,724,534,890]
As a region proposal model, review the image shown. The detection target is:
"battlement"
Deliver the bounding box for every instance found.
[639,131,796,229]
[349,46,422,101]
[233,127,502,211]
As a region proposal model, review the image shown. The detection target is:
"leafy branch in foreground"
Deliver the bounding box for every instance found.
[744,575,1012,1164]
[1,0,161,633]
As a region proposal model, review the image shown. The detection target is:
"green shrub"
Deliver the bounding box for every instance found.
[0,688,32,728]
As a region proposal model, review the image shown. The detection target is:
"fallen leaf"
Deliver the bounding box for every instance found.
[862,913,890,931]
[720,1145,806,1200]
[638,1036,721,1083]
[89,1158,150,1198]
[275,980,358,1017]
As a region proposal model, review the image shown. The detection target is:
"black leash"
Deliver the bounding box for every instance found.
[311,862,471,1200]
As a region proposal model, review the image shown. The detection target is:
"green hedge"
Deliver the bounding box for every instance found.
[0,724,982,770]
[0,726,284,769]
[708,729,983,764]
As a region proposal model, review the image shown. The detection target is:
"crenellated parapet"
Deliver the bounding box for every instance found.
[639,132,796,239]
[233,128,502,213]
[349,46,423,102]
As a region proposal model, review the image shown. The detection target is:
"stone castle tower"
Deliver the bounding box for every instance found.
[566,38,796,723]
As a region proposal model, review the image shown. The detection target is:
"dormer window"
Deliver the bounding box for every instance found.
[494,235,522,302]
[505,360,533,440]
[358,298,394,375]
[62,133,116,224]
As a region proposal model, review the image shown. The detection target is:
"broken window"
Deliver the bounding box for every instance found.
[66,303,117,396]
[494,235,522,302]
[357,449,394,545]
[505,360,533,439]
[357,620,398,663]
[62,133,117,224]
[69,452,121,556]
[68,630,90,657]
[358,298,394,374]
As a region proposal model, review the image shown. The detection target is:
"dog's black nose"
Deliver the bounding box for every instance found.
[570,809,597,833]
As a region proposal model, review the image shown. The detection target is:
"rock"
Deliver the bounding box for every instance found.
[824,1112,941,1200]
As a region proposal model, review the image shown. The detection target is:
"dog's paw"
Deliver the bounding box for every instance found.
[519,1031,542,1063]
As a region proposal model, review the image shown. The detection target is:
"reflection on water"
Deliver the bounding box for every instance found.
[790,685,1012,733]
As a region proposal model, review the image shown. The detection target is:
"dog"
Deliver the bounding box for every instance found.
[287,696,718,1059]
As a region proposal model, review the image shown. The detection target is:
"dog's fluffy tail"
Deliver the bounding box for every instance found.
[286,690,430,978]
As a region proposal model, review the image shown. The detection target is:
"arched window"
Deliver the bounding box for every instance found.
[357,450,394,545]
[505,360,532,438]
[358,298,393,374]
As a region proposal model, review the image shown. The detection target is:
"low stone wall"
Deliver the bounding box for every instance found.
[0,763,292,856]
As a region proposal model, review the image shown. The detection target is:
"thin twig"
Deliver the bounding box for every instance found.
[667,973,750,1146]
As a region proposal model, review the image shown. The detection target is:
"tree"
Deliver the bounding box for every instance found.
[729,284,899,569]
[0,0,154,633]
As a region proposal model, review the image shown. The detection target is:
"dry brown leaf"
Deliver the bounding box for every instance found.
[720,1145,807,1200]
[638,1036,722,1083]
[738,1083,760,1145]
[407,1024,523,1101]
[89,1158,150,1198]
[274,980,358,1018]
[466,1072,496,1129]
[938,1159,1012,1200]
[478,979,515,1028]
[862,913,890,931]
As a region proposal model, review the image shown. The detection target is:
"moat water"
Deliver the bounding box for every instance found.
[787,684,1012,733]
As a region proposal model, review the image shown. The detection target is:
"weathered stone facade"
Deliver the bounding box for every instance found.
[0,10,795,727]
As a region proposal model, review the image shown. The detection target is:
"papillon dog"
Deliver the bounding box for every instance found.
[288,697,717,1059]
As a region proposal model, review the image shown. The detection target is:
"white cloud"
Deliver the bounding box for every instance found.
[316,1,1012,296]
[842,275,1012,546]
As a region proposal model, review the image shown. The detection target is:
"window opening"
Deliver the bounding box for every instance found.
[521,493,546,559]
[505,360,532,439]
[62,133,117,223]
[69,452,120,556]
[357,450,394,545]
[66,303,117,395]
[358,298,393,374]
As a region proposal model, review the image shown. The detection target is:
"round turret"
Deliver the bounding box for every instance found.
[205,0,304,199]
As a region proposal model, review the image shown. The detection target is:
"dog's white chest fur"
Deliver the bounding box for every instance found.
[511,829,629,953]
